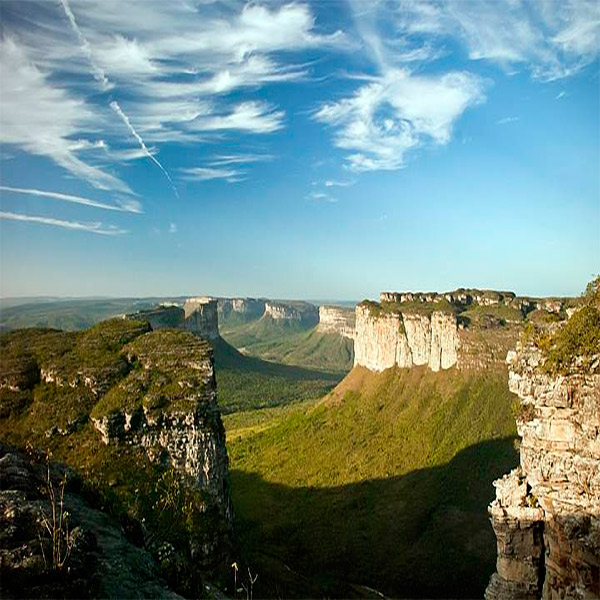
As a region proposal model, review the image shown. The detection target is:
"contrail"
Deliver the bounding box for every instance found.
[110,101,179,198]
[58,0,109,90]
[58,0,178,198]
[0,185,140,213]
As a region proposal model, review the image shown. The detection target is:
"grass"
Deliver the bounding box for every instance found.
[224,365,518,598]
[212,337,342,412]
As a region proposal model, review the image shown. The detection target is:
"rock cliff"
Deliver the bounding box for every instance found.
[485,322,600,599]
[353,303,458,372]
[264,301,319,326]
[218,298,266,320]
[127,298,220,340]
[317,306,355,339]
[182,297,220,340]
[0,318,233,591]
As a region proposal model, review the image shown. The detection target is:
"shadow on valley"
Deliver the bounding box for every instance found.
[212,337,344,412]
[230,437,518,599]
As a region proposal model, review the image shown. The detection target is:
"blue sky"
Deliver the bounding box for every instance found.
[0,0,598,299]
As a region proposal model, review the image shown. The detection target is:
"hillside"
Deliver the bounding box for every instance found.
[221,317,354,374]
[0,320,233,597]
[0,297,184,332]
[212,337,342,412]
[224,364,519,598]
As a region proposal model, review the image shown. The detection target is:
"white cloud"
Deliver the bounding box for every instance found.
[325,179,356,187]
[0,38,132,194]
[308,191,338,203]
[0,185,141,213]
[390,0,600,81]
[0,211,127,235]
[189,102,284,134]
[497,116,520,125]
[180,166,244,182]
[315,68,485,171]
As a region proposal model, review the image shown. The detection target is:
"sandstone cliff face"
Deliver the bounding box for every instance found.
[353,304,459,372]
[264,301,319,326]
[218,298,265,320]
[317,306,355,339]
[485,343,600,600]
[182,298,219,340]
[91,331,232,532]
[127,298,220,340]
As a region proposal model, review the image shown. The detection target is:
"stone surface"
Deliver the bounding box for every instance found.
[218,298,266,320]
[317,306,355,339]
[264,301,319,326]
[182,298,220,340]
[353,304,459,372]
[0,443,183,599]
[485,340,600,600]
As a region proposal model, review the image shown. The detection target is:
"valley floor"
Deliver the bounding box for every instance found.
[223,365,519,598]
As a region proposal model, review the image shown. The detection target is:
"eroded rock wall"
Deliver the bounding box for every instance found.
[317,306,355,339]
[353,305,459,372]
[485,344,600,600]
[182,297,219,339]
[218,298,266,320]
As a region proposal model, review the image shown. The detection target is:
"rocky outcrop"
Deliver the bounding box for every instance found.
[126,299,220,340]
[126,305,185,330]
[264,301,319,326]
[218,298,266,320]
[317,306,355,339]
[0,320,233,587]
[485,342,600,600]
[353,304,459,372]
[90,331,232,530]
[182,298,219,340]
[380,288,563,316]
[0,443,183,599]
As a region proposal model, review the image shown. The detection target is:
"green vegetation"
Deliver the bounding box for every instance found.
[221,315,311,349]
[224,365,518,598]
[0,319,228,597]
[212,337,341,412]
[0,297,171,331]
[535,277,600,374]
[223,328,354,373]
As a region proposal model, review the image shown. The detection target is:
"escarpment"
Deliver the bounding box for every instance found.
[0,318,233,590]
[127,297,220,340]
[317,306,355,339]
[354,303,458,372]
[485,304,600,599]
[354,288,572,373]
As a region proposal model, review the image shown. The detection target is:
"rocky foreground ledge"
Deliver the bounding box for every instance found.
[485,310,600,599]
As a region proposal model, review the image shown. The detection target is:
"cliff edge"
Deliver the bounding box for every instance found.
[485,281,600,599]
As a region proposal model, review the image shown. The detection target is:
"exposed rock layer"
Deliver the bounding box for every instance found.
[353,304,459,372]
[485,343,600,600]
[317,306,355,339]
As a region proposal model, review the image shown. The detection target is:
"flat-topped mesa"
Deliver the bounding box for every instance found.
[264,301,319,326]
[182,297,219,339]
[354,302,458,372]
[381,289,566,315]
[317,306,355,339]
[218,298,266,320]
[126,305,185,330]
[485,305,600,599]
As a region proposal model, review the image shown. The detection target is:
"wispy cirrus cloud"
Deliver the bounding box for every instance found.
[0,38,133,194]
[180,167,245,183]
[308,191,338,203]
[0,186,142,213]
[0,211,128,235]
[497,116,520,125]
[390,0,600,81]
[1,1,345,192]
